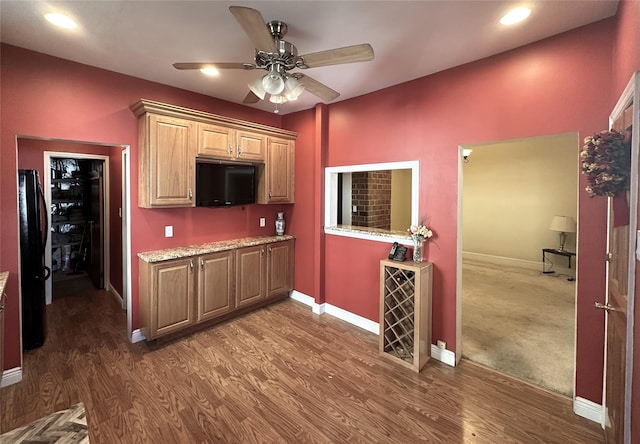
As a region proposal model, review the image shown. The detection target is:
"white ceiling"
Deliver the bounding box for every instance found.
[0,1,619,115]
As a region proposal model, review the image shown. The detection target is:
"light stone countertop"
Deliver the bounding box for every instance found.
[327,225,409,239]
[138,235,295,263]
[0,271,8,295]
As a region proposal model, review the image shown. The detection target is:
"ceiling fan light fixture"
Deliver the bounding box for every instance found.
[262,72,285,95]
[284,77,304,101]
[269,94,288,104]
[248,77,266,100]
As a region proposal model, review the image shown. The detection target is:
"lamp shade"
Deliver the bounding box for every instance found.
[262,72,285,95]
[549,215,576,233]
[284,77,304,100]
[248,77,266,100]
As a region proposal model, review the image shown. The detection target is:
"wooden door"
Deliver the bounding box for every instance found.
[266,138,294,203]
[236,130,265,161]
[147,114,194,206]
[266,240,293,298]
[197,251,235,322]
[197,122,234,159]
[604,197,629,443]
[602,97,636,443]
[88,160,104,289]
[153,258,194,338]
[236,245,265,308]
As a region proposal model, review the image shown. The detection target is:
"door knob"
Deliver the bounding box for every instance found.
[594,302,623,312]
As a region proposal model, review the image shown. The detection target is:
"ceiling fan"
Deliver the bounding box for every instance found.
[173,6,374,108]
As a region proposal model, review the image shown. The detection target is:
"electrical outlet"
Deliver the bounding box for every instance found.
[437,340,446,350]
[352,205,357,213]
[164,226,173,238]
[260,217,266,227]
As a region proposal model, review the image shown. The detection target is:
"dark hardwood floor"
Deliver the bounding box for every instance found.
[1,277,604,443]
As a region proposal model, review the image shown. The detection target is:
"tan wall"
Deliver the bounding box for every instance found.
[391,169,412,231]
[462,133,578,265]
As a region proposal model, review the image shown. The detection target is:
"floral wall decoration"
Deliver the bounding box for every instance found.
[580,130,631,197]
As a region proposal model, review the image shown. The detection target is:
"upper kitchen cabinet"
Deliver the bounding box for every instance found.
[131,99,296,208]
[197,123,265,162]
[133,111,196,208]
[257,138,295,204]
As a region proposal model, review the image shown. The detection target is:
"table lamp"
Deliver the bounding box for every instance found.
[549,215,576,252]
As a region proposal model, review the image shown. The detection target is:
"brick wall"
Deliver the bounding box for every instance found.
[351,170,391,229]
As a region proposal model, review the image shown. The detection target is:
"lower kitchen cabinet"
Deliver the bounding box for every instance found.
[236,245,267,308]
[139,237,294,341]
[197,250,235,322]
[267,240,294,298]
[139,257,195,340]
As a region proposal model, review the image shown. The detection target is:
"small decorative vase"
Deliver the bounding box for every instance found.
[412,237,424,262]
[275,212,285,236]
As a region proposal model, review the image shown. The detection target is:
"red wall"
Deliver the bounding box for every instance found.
[285,19,615,404]
[612,0,640,440]
[0,13,627,411]
[0,44,289,371]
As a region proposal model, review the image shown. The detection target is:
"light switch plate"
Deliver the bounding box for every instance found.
[260,217,266,227]
[165,226,173,237]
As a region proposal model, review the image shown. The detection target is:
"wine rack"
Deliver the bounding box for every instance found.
[379,259,433,372]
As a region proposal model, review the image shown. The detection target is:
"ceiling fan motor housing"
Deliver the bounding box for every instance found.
[255,39,298,71]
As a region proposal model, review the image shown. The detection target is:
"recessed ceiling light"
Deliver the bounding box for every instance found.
[500,7,531,25]
[200,68,220,76]
[44,13,77,29]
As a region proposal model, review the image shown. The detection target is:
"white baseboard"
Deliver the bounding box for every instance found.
[1,366,23,387]
[130,329,145,343]
[573,396,603,424]
[324,303,379,334]
[108,283,123,306]
[463,251,541,271]
[290,290,457,366]
[430,344,457,367]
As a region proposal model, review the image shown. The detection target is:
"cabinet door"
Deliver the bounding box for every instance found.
[197,251,235,322]
[197,122,234,159]
[262,138,295,203]
[266,240,294,298]
[143,114,195,207]
[236,245,266,308]
[153,258,195,338]
[236,130,265,161]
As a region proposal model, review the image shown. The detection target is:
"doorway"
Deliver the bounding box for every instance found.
[457,133,579,396]
[16,137,130,330]
[47,156,107,295]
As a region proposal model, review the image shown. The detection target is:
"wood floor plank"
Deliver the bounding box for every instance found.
[1,277,604,443]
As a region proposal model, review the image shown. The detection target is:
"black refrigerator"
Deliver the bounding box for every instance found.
[18,169,51,350]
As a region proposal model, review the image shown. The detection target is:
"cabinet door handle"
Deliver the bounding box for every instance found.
[188,188,193,201]
[189,260,194,271]
[268,247,272,255]
[200,258,204,269]
[261,248,265,256]
[269,190,272,199]
[238,145,242,155]
[229,144,233,155]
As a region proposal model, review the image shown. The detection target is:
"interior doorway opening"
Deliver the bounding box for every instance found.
[457,133,579,396]
[16,137,131,348]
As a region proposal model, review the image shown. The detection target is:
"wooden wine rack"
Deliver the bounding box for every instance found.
[379,259,433,372]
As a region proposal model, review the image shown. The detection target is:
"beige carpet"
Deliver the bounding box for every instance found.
[462,260,575,396]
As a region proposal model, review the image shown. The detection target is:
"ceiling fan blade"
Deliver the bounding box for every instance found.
[243,91,260,104]
[229,6,277,53]
[298,44,374,68]
[298,75,340,102]
[173,62,255,70]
